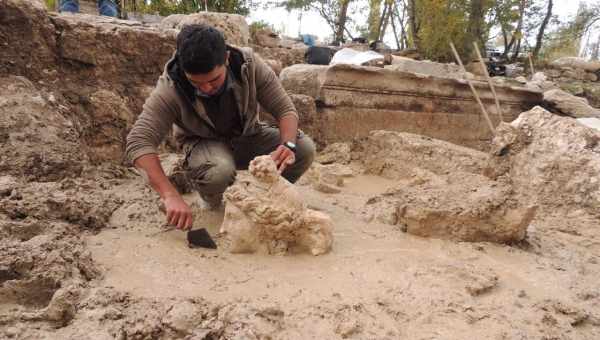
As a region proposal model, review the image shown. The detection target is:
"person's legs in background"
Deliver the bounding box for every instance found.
[97,0,118,17]
[58,0,118,17]
[58,0,79,13]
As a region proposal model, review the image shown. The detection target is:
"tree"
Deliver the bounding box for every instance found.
[377,0,395,42]
[532,0,552,58]
[390,0,410,49]
[412,0,472,61]
[465,0,488,58]
[406,0,420,49]
[367,0,382,41]
[280,0,355,44]
[126,0,254,16]
[541,2,600,60]
[504,0,525,60]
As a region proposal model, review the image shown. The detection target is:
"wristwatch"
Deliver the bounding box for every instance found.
[282,141,297,153]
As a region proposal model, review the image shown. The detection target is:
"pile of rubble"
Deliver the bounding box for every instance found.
[547,57,600,83]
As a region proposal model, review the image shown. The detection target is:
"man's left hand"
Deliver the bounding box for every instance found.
[270,144,295,173]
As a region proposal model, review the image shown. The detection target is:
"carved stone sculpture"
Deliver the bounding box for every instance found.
[221,156,333,255]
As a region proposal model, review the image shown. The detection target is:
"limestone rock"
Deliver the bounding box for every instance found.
[526,72,556,91]
[280,64,328,99]
[561,82,586,96]
[288,94,323,147]
[300,163,354,194]
[551,57,600,72]
[563,67,588,81]
[251,44,306,69]
[543,89,600,118]
[515,76,527,84]
[584,72,598,82]
[364,171,536,243]
[387,56,465,79]
[532,72,547,82]
[583,83,600,108]
[316,143,352,165]
[362,130,489,180]
[221,156,333,255]
[546,69,562,79]
[465,61,487,78]
[252,28,280,48]
[485,106,600,216]
[281,63,542,149]
[160,12,249,46]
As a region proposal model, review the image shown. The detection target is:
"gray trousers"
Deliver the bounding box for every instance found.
[182,126,315,206]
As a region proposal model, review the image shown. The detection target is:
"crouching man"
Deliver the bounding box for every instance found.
[125,24,315,231]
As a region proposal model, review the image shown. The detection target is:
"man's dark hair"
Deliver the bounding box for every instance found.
[176,24,227,74]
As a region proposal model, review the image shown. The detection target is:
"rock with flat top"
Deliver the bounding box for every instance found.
[543,89,600,118]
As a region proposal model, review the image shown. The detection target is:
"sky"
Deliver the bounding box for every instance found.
[248,0,599,53]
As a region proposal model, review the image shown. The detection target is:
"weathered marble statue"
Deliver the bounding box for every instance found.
[221,156,333,255]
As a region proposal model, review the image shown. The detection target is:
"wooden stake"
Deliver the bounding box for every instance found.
[473,42,504,123]
[449,42,496,136]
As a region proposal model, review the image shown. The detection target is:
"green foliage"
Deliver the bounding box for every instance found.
[367,0,382,41]
[126,0,252,17]
[45,0,56,10]
[415,0,470,61]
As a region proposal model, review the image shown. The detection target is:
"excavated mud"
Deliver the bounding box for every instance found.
[2,85,600,338]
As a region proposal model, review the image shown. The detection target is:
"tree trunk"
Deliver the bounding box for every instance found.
[335,0,350,44]
[511,38,522,61]
[501,26,508,56]
[378,0,394,42]
[466,0,486,60]
[368,0,383,42]
[390,2,401,49]
[504,0,526,60]
[533,0,553,58]
[406,0,419,49]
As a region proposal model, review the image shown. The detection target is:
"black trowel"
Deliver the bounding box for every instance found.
[187,228,217,249]
[157,202,217,249]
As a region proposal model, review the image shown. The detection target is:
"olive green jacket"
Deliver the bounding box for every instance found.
[125,45,297,164]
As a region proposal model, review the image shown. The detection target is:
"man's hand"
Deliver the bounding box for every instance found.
[162,194,193,230]
[270,144,296,173]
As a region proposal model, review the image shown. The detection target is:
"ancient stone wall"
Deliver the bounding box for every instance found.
[281,64,543,149]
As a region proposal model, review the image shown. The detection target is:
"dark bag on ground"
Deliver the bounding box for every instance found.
[305,46,334,65]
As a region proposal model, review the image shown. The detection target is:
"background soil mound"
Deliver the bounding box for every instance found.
[0,76,87,181]
[361,130,489,180]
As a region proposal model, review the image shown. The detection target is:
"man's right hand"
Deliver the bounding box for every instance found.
[162,194,193,230]
[134,154,193,232]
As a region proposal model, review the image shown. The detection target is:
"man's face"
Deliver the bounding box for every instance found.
[185,65,226,96]
[185,51,229,96]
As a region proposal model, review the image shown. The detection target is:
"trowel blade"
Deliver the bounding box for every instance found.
[187,228,217,249]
